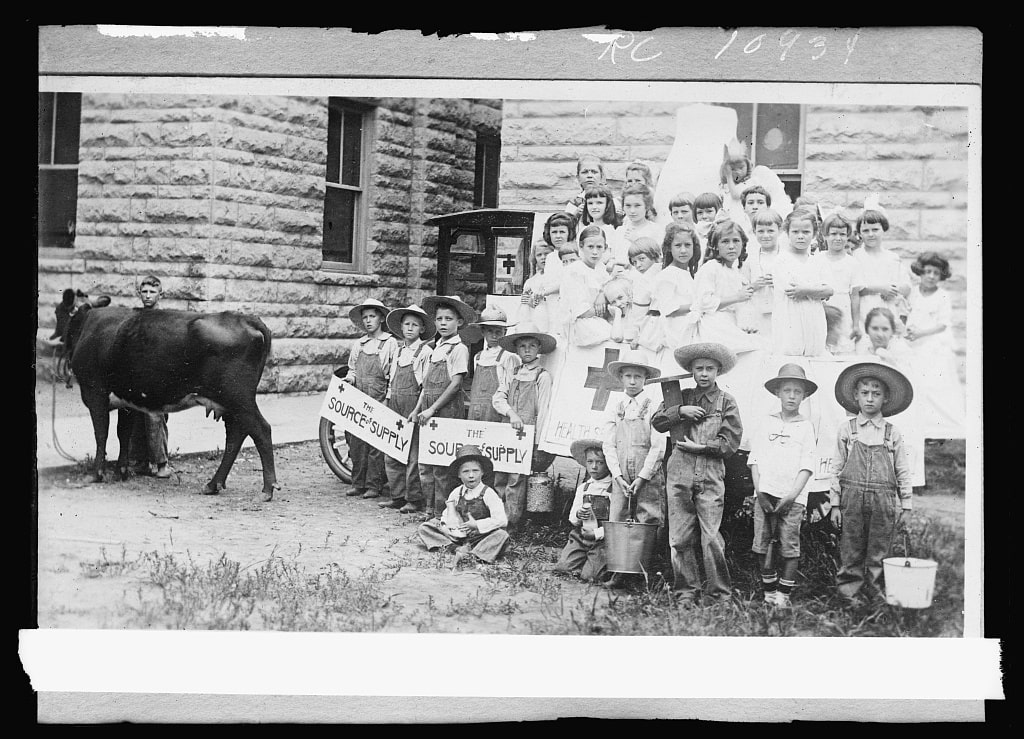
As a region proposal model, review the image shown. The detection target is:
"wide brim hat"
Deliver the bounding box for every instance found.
[607,349,662,381]
[834,362,914,417]
[569,438,606,468]
[673,342,737,375]
[421,295,478,326]
[385,304,435,340]
[496,324,557,355]
[349,298,390,329]
[448,444,494,477]
[764,362,818,397]
[462,306,516,344]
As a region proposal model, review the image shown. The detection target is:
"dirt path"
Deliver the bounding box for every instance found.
[36,442,596,633]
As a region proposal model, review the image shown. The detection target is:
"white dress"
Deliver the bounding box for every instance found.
[814,251,860,354]
[739,247,780,339]
[652,263,695,352]
[905,286,964,436]
[682,260,764,354]
[560,259,612,347]
[608,220,663,268]
[770,252,830,357]
[851,247,914,329]
[520,272,553,334]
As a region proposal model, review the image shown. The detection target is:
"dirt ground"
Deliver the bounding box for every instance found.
[35,439,966,633]
[36,441,597,632]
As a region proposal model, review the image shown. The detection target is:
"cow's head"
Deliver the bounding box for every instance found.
[62,295,112,360]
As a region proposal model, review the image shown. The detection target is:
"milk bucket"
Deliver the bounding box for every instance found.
[603,520,660,574]
[882,556,938,608]
[526,473,554,513]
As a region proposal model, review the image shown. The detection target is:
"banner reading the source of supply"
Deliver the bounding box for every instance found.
[319,375,415,464]
[418,417,535,474]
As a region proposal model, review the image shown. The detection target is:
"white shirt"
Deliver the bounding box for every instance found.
[567,475,614,526]
[473,343,522,389]
[426,334,470,377]
[747,412,818,506]
[440,483,508,535]
[560,259,610,320]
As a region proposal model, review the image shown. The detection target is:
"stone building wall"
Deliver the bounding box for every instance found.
[498,100,972,379]
[37,94,502,393]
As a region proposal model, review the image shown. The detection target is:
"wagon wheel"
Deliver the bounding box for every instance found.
[318,417,353,484]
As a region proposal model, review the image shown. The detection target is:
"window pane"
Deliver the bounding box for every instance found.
[38,169,78,249]
[755,104,801,169]
[38,92,54,164]
[483,142,500,208]
[341,110,362,187]
[54,93,82,165]
[326,103,341,184]
[323,187,356,263]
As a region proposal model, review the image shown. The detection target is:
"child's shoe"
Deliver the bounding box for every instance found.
[399,502,424,514]
[763,590,781,606]
[154,464,171,479]
[361,490,381,499]
[775,593,792,608]
[379,498,406,509]
[346,487,367,497]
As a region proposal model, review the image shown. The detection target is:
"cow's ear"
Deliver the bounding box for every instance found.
[91,295,112,308]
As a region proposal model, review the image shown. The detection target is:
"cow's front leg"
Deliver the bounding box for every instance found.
[203,414,245,496]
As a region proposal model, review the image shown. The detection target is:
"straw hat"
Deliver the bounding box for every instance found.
[448,444,494,477]
[834,362,914,417]
[497,322,557,355]
[764,363,818,397]
[607,348,662,381]
[673,342,737,375]
[462,306,516,344]
[569,438,605,468]
[421,295,478,326]
[385,304,435,340]
[348,298,390,328]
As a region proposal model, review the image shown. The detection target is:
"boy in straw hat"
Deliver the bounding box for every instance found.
[829,361,914,605]
[550,438,615,582]
[652,341,743,606]
[600,348,670,588]
[343,298,399,499]
[416,445,510,564]
[464,306,521,426]
[412,295,477,517]
[748,363,820,607]
[379,304,433,511]
[492,322,557,527]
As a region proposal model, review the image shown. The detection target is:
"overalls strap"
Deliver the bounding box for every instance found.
[883,422,893,448]
[848,417,859,440]
[412,342,427,358]
[638,397,652,419]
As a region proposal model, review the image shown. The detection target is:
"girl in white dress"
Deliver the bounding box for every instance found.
[739,207,783,339]
[624,236,664,350]
[651,222,702,352]
[770,208,834,356]
[560,224,613,347]
[905,252,964,433]
[814,212,861,354]
[684,219,762,353]
[852,198,913,334]
[579,184,622,275]
[520,240,554,333]
[854,307,912,365]
[611,185,665,271]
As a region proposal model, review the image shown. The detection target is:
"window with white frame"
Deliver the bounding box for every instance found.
[38,92,82,249]
[323,99,371,268]
[721,103,805,202]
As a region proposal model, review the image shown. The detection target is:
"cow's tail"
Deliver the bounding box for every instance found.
[248,317,273,372]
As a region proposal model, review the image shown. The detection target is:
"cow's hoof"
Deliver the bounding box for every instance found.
[202,483,223,495]
[259,485,280,503]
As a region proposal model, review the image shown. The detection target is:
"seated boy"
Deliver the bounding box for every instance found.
[651,342,742,606]
[829,362,914,605]
[417,445,510,564]
[748,363,818,607]
[551,438,615,583]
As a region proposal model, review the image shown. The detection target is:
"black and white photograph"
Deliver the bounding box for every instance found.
[28,26,994,723]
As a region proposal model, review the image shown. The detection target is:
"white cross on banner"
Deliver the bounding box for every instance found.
[319,375,415,464]
[418,417,535,474]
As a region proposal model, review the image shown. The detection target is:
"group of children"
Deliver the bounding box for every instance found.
[342,282,915,607]
[517,153,958,383]
[334,148,944,607]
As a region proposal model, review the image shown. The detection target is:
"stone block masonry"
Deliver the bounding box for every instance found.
[38,95,502,393]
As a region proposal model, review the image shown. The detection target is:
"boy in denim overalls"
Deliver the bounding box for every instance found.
[651,342,743,607]
[829,362,914,605]
[343,298,398,499]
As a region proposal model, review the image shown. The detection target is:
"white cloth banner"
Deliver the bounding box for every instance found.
[319,376,415,464]
[537,338,933,487]
[418,417,536,474]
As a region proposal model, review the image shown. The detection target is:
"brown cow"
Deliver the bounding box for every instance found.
[64,305,279,501]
